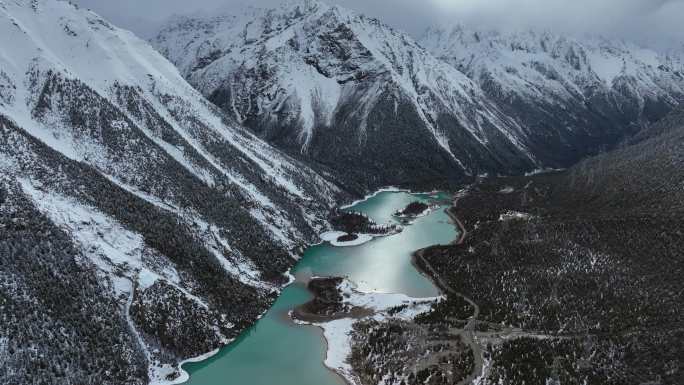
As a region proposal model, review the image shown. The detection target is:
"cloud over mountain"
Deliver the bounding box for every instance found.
[74,0,684,48]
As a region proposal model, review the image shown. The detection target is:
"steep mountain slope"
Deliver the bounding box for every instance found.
[420,26,684,162]
[0,0,343,383]
[152,1,545,191]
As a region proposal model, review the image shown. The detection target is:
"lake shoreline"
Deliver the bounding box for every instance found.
[175,189,457,385]
[302,191,466,385]
[294,279,442,385]
[292,277,374,323]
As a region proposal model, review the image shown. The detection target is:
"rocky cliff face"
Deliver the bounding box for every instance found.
[0,0,344,383]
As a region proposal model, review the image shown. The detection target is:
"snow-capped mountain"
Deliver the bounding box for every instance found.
[152,0,543,191]
[152,1,683,191]
[0,0,343,383]
[420,25,684,160]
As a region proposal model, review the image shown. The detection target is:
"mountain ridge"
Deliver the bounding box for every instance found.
[420,24,684,152]
[152,0,545,191]
[0,0,346,383]
[152,0,683,192]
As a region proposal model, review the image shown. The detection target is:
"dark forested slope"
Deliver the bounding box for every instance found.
[416,108,684,384]
[0,1,345,383]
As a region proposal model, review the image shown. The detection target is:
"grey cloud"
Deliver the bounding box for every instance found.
[427,0,684,41]
[73,0,684,47]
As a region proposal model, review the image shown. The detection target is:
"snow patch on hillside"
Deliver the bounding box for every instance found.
[19,179,184,295]
[101,174,274,290]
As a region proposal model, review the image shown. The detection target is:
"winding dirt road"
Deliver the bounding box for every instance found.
[411,192,486,385]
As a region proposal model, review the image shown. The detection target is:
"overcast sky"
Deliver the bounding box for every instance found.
[74,0,684,47]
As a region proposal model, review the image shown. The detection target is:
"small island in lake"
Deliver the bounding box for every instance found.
[292,277,371,322]
[394,201,430,218]
[336,233,359,242]
[323,211,401,246]
[330,211,399,235]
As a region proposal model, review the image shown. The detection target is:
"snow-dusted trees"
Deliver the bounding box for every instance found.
[0,183,147,385]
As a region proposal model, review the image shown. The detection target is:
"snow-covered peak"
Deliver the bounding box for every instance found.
[1,0,183,96]
[152,0,533,180]
[420,25,684,104]
[152,0,684,188]
[154,0,473,93]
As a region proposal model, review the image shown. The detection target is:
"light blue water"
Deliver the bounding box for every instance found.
[181,191,456,385]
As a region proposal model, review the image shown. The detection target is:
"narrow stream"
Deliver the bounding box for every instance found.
[181,191,457,385]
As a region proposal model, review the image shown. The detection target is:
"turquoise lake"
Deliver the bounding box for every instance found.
[181,191,457,385]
